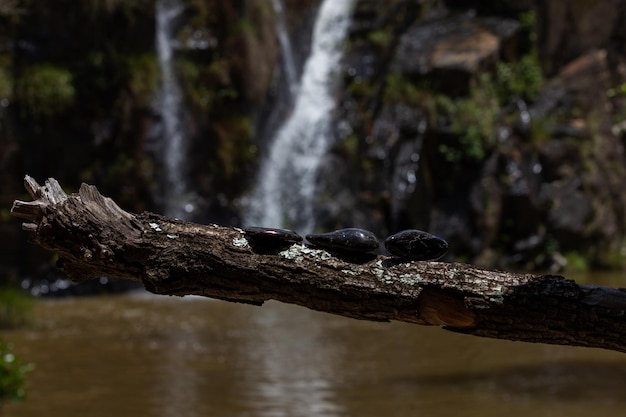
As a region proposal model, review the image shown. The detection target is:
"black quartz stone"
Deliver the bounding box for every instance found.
[244,227,302,253]
[305,228,379,253]
[384,229,448,260]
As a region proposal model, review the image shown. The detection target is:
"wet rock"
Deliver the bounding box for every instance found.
[532,49,611,119]
[389,137,428,231]
[536,140,582,182]
[538,180,593,244]
[469,152,504,252]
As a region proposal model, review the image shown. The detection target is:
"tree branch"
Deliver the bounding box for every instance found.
[11,176,626,353]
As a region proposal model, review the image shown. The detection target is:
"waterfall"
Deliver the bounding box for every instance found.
[155,0,192,219]
[244,0,355,233]
[271,0,299,95]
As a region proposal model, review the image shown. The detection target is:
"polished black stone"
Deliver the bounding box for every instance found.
[244,227,302,253]
[305,228,379,253]
[384,229,448,260]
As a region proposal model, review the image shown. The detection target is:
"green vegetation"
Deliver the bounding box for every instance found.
[439,40,543,163]
[376,10,544,165]
[214,115,254,183]
[380,72,502,163]
[0,287,33,329]
[15,64,75,119]
[607,83,626,98]
[347,78,375,102]
[368,30,393,51]
[383,73,424,106]
[176,57,237,114]
[233,19,256,35]
[435,74,500,162]
[0,339,33,405]
[0,287,33,406]
[495,53,543,103]
[126,53,160,104]
[518,10,537,39]
[563,251,590,274]
[379,46,542,164]
[495,10,542,103]
[595,241,626,270]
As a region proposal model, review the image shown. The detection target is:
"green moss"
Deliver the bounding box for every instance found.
[216,115,254,182]
[368,29,393,51]
[233,19,256,35]
[347,79,375,101]
[384,73,426,106]
[339,133,360,159]
[126,53,159,103]
[176,59,206,109]
[15,64,75,119]
[0,287,33,330]
[177,58,238,114]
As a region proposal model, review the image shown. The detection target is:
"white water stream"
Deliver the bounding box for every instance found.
[155,0,192,219]
[271,0,299,95]
[244,0,355,233]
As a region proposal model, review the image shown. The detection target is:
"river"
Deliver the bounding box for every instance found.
[4,272,626,417]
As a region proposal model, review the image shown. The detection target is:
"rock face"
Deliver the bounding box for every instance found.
[536,0,626,75]
[392,12,520,94]
[315,0,626,271]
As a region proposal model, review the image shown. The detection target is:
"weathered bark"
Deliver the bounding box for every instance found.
[11,176,626,353]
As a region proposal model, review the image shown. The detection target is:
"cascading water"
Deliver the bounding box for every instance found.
[244,0,355,233]
[155,0,192,219]
[271,0,299,95]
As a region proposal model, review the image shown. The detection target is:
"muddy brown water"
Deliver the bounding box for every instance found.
[4,273,626,417]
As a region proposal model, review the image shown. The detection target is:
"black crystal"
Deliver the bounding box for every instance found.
[384,229,448,260]
[306,228,379,253]
[244,227,302,253]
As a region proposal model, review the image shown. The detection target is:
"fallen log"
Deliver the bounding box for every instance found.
[10,176,626,353]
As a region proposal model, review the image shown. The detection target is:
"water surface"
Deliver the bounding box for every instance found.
[4,279,626,417]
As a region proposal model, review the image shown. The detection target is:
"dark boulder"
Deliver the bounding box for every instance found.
[392,11,520,95]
